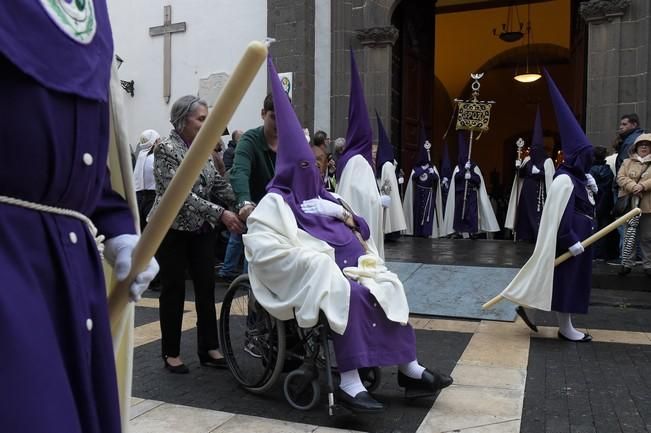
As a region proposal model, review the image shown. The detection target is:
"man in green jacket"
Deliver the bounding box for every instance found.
[219,94,277,283]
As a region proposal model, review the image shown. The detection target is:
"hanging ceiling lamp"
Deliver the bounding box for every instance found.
[514,3,541,83]
[493,4,524,43]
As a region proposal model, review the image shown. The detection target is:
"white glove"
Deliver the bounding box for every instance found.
[398,176,404,185]
[442,177,449,188]
[515,159,522,168]
[380,194,391,208]
[568,241,584,257]
[464,161,471,170]
[585,174,598,193]
[531,165,540,174]
[300,197,345,219]
[105,234,160,302]
[464,171,471,180]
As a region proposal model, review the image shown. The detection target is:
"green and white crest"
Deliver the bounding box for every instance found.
[40,0,96,44]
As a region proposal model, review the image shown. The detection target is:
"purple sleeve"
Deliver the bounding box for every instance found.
[352,214,371,240]
[556,189,579,251]
[91,168,137,239]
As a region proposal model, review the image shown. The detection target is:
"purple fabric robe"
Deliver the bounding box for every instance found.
[551,165,595,314]
[0,6,133,432]
[412,166,439,237]
[515,162,547,242]
[453,163,481,234]
[327,218,416,371]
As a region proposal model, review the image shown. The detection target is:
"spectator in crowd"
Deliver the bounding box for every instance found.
[223,129,243,172]
[151,95,244,373]
[590,146,617,260]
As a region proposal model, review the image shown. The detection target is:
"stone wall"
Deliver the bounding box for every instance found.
[582,0,650,148]
[268,0,315,129]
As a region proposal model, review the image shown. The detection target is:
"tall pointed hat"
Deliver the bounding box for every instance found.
[530,106,547,165]
[415,120,431,166]
[375,110,394,178]
[544,69,591,168]
[336,48,373,180]
[440,138,452,180]
[265,55,350,245]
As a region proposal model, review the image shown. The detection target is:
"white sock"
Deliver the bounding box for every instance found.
[399,360,426,379]
[557,313,585,340]
[339,369,367,397]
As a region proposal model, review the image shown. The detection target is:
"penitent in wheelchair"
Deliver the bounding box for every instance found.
[218,275,381,415]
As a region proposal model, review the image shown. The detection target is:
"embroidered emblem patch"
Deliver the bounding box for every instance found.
[40,0,96,44]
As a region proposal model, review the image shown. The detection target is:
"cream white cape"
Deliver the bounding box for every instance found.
[402,166,444,238]
[336,155,384,257]
[243,193,410,335]
[499,174,574,310]
[441,165,500,236]
[378,161,407,233]
[505,158,555,230]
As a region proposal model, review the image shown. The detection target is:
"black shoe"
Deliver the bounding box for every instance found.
[198,353,228,369]
[163,357,190,374]
[618,266,632,276]
[557,331,592,342]
[515,306,538,333]
[335,389,384,413]
[398,369,453,399]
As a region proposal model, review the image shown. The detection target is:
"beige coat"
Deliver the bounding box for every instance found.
[617,154,651,213]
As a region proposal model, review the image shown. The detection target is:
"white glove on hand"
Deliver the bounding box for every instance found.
[442,177,449,188]
[585,174,598,193]
[515,159,522,168]
[105,234,160,302]
[464,161,471,170]
[568,241,585,257]
[464,171,471,180]
[300,197,345,219]
[531,165,540,174]
[380,194,391,208]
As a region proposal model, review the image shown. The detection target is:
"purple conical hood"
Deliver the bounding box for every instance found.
[530,106,547,165]
[375,110,394,177]
[266,55,351,245]
[415,121,431,166]
[336,49,373,180]
[544,69,592,171]
[440,139,452,180]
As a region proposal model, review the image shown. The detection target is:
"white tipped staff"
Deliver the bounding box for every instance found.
[482,207,642,310]
[108,40,269,321]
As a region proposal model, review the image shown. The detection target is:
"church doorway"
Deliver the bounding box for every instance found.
[391,0,587,205]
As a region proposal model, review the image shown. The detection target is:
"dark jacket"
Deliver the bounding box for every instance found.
[223,140,236,171]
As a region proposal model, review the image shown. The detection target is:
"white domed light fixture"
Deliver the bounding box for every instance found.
[514,3,541,83]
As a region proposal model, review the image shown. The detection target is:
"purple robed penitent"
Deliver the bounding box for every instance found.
[515,107,548,242]
[0,2,133,432]
[411,123,439,237]
[266,55,415,371]
[453,132,480,234]
[440,139,452,210]
[545,70,595,314]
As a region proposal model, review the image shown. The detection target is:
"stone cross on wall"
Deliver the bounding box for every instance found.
[149,5,186,104]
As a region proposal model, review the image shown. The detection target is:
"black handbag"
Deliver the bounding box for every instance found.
[612,195,631,217]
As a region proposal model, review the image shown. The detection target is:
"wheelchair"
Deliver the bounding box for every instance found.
[218,274,381,414]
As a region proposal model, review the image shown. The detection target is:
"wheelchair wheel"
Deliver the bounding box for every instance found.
[283,368,321,411]
[359,367,382,393]
[219,275,286,393]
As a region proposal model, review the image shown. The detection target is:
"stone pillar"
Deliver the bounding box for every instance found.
[268,0,315,130]
[330,0,396,140]
[581,0,649,148]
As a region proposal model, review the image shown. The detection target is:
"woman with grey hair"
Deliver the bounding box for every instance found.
[151,95,245,373]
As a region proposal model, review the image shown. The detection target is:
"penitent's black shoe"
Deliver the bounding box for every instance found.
[335,389,384,413]
[398,369,453,399]
[557,331,592,342]
[515,306,538,333]
[618,266,632,276]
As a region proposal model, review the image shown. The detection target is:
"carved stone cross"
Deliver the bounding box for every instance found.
[149,5,186,103]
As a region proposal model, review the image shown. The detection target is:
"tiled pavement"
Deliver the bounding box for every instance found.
[128,238,651,433]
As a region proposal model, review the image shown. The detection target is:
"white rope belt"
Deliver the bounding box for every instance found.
[0,195,105,258]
